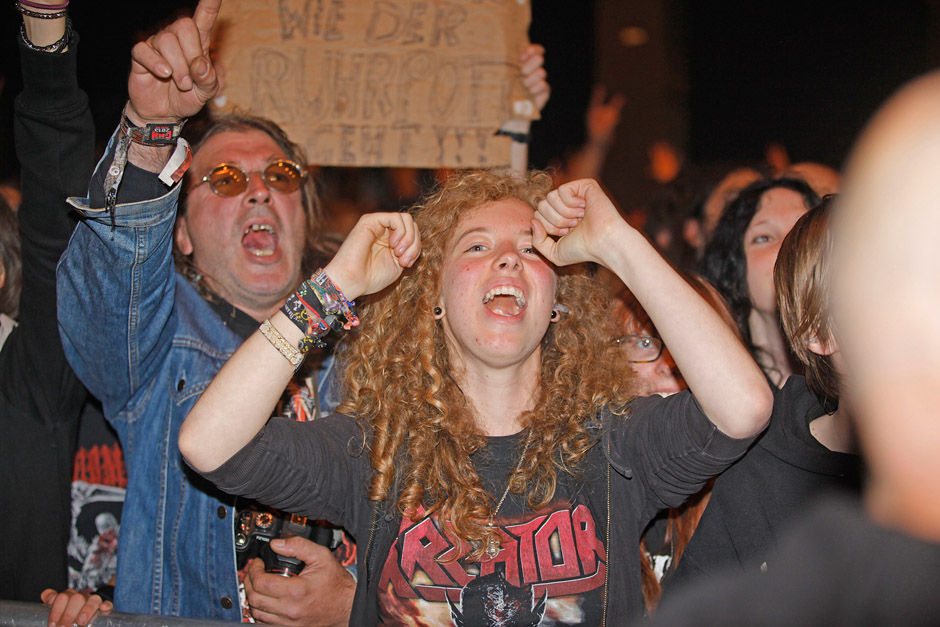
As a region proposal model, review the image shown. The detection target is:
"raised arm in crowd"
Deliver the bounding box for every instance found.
[2,0,90,603]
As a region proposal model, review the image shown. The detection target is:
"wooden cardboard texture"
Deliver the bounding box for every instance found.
[212,0,534,168]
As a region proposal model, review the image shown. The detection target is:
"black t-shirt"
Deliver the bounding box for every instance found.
[664,376,862,593]
[652,495,940,626]
[200,391,760,625]
[377,432,606,625]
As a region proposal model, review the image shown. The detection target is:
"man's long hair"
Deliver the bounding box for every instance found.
[337,169,636,562]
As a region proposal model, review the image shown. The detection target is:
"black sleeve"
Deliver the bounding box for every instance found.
[88,151,173,208]
[0,34,91,424]
[606,391,760,517]
[196,413,371,531]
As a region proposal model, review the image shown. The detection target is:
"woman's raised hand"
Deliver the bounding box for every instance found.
[126,0,221,124]
[532,178,627,268]
[323,212,421,301]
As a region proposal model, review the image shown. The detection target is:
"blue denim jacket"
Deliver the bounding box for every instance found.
[57,132,339,619]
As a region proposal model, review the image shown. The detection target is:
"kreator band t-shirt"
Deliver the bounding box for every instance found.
[200,392,759,625]
[377,433,606,626]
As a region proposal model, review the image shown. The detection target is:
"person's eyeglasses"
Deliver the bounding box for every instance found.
[193,159,306,197]
[613,334,664,363]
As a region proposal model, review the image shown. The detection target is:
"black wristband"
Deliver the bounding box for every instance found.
[93,584,115,603]
[495,128,531,144]
[121,108,186,146]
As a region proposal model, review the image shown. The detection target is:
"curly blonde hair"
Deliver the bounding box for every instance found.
[337,169,636,561]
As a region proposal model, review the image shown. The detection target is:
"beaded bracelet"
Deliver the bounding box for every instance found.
[18,17,70,53]
[259,320,304,368]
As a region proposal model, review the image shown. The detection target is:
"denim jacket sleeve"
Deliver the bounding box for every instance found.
[57,130,182,420]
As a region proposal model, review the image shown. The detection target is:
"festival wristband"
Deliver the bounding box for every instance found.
[308,269,359,330]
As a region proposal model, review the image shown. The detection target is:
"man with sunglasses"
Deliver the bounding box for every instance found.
[54,0,348,623]
[54,0,548,623]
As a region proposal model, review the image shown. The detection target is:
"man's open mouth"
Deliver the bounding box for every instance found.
[242,223,278,257]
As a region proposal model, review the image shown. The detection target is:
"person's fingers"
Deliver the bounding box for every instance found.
[521,51,544,76]
[244,558,279,606]
[192,0,222,53]
[244,576,278,621]
[149,30,194,91]
[40,589,57,606]
[58,593,94,627]
[392,214,420,265]
[189,56,219,99]
[130,40,172,80]
[271,535,326,562]
[531,217,561,260]
[47,590,76,626]
[543,188,584,225]
[534,201,570,236]
[386,214,404,251]
[246,560,297,605]
[75,596,104,626]
[520,43,545,64]
[538,193,574,228]
[247,604,283,625]
[556,181,590,214]
[522,68,547,90]
[364,213,417,262]
[397,226,421,267]
[400,227,422,267]
[357,213,400,256]
[167,17,205,71]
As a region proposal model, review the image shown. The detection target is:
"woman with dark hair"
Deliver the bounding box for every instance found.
[662,196,861,597]
[700,177,820,385]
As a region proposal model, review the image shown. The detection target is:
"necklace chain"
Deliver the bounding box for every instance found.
[485,436,530,559]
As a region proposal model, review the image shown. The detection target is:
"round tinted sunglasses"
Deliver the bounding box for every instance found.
[193,159,307,197]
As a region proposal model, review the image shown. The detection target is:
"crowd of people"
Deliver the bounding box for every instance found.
[2,0,940,625]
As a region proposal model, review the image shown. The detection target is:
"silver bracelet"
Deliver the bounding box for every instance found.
[18,17,70,53]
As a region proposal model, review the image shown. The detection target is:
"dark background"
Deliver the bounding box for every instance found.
[2,0,938,209]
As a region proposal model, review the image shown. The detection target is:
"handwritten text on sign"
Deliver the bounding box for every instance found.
[213,0,533,168]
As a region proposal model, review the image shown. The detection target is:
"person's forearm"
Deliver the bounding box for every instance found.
[501,119,531,174]
[21,3,67,50]
[180,312,302,472]
[602,223,772,438]
[123,105,179,173]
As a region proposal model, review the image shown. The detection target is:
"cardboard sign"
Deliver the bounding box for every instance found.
[211,0,534,168]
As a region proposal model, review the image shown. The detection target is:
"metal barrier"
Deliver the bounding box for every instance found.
[0,602,232,627]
